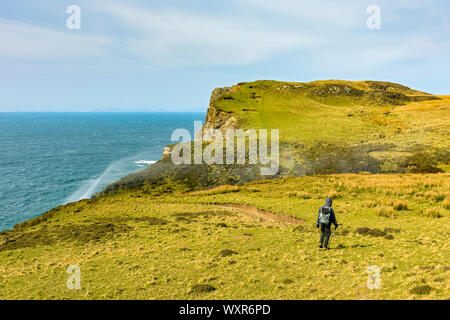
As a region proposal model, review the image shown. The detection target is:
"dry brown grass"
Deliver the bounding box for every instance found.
[422,207,443,218]
[363,200,381,208]
[432,193,448,203]
[376,206,397,218]
[443,197,450,210]
[191,185,241,195]
[393,201,409,211]
[326,189,342,199]
[423,191,447,202]
[287,191,312,199]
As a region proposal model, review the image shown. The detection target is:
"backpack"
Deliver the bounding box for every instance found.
[319,206,332,225]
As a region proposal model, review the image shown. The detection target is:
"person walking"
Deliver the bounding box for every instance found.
[316,198,338,250]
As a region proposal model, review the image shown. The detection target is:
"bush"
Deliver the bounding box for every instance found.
[400,151,443,173]
[410,285,433,295]
[190,284,216,294]
[433,194,445,202]
[289,191,312,199]
[355,227,387,237]
[303,142,381,174]
[244,188,260,193]
[376,206,397,218]
[422,208,443,218]
[393,201,408,211]
[219,249,238,257]
[327,190,341,199]
[424,191,437,199]
[444,197,450,210]
[196,185,241,195]
[363,200,380,208]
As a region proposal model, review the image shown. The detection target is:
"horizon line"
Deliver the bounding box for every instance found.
[0,110,207,113]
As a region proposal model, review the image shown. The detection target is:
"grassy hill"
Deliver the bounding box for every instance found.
[103,80,450,194]
[207,79,449,171]
[1,173,449,299]
[1,80,449,300]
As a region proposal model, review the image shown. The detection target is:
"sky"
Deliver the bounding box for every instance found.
[0,0,449,112]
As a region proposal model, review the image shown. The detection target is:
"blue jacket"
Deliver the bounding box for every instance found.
[316,198,338,228]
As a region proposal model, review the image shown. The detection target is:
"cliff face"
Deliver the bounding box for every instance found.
[161,87,240,159]
[202,87,239,140]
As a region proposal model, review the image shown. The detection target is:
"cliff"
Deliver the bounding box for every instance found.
[100,79,450,196]
[202,86,239,139]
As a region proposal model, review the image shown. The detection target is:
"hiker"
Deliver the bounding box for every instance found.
[316,198,338,249]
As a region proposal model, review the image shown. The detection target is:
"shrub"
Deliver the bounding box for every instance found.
[355,227,387,237]
[291,191,312,199]
[383,227,401,233]
[393,201,408,211]
[424,191,437,200]
[190,284,216,294]
[422,208,443,218]
[296,192,311,200]
[327,190,341,199]
[376,206,396,218]
[219,249,238,257]
[363,200,380,208]
[410,285,433,295]
[400,151,444,173]
[444,197,450,210]
[245,188,260,193]
[196,185,241,195]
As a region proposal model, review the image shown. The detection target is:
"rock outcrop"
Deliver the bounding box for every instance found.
[202,87,239,140]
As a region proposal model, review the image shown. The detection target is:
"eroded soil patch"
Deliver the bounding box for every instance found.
[215,204,303,225]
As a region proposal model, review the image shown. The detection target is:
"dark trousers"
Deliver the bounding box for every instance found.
[319,224,331,247]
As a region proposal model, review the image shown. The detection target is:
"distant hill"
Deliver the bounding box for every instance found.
[101,80,450,195]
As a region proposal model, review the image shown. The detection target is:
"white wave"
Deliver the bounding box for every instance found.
[134,160,156,165]
[65,165,112,203]
[65,156,157,204]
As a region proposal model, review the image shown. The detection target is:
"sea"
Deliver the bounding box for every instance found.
[0,112,204,231]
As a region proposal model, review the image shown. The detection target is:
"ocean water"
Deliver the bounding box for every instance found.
[0,112,204,231]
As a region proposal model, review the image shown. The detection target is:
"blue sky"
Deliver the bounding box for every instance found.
[0,0,449,111]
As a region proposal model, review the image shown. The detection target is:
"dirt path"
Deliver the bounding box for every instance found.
[214,203,303,225]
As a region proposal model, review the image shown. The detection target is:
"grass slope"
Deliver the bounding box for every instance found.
[215,80,441,143]
[1,80,448,300]
[212,80,450,172]
[1,173,449,299]
[104,80,450,195]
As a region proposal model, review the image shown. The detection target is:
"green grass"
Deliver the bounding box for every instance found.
[214,80,442,140]
[210,80,450,172]
[103,80,449,195]
[1,80,449,300]
[1,173,449,300]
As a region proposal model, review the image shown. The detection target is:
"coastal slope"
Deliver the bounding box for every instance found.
[103,80,450,195]
[1,80,449,300]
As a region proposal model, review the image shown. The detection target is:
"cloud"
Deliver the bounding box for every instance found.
[0,18,110,62]
[94,3,318,66]
[1,0,447,72]
[91,1,445,70]
[239,0,367,28]
[311,35,440,72]
[237,0,447,71]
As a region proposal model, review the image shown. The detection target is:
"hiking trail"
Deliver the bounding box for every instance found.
[214,204,303,225]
